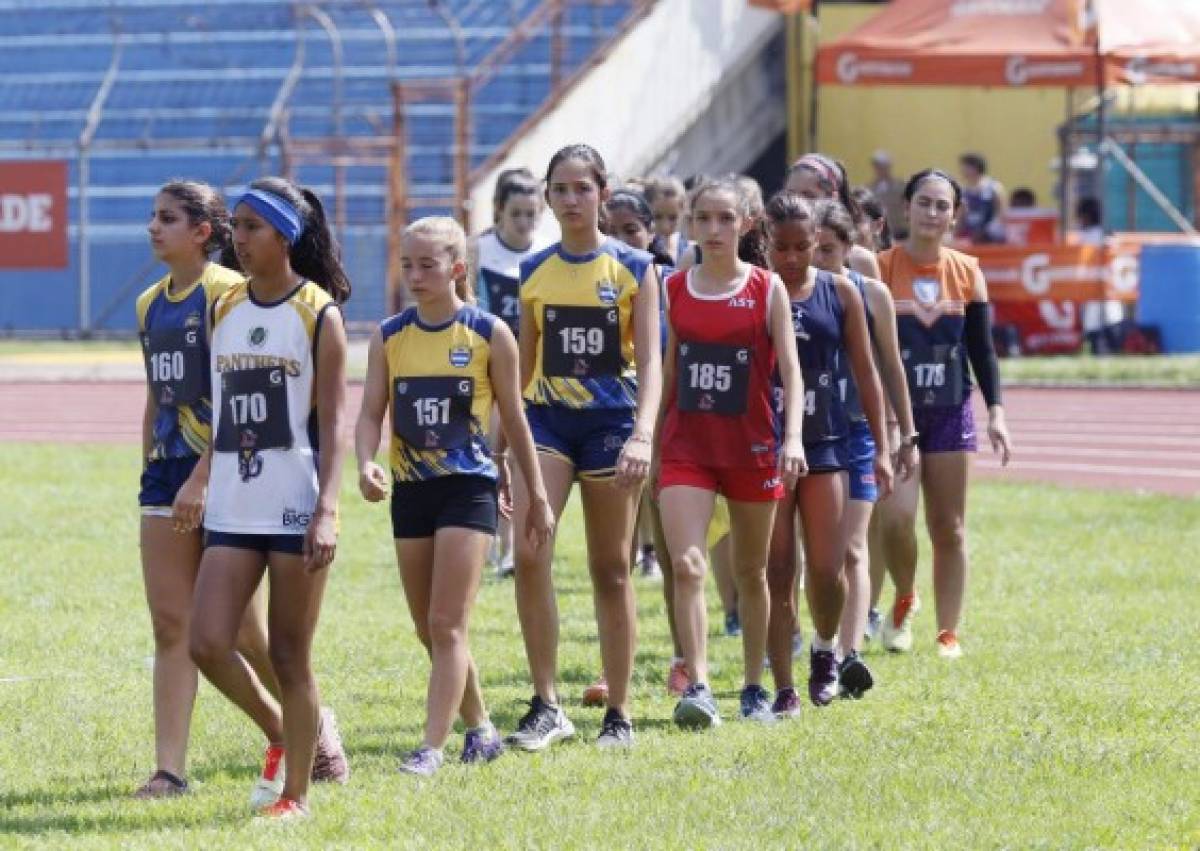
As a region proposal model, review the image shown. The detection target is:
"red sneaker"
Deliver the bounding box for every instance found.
[249,744,286,810]
[256,796,309,821]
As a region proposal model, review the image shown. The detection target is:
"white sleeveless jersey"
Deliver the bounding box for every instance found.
[205,280,335,535]
[475,230,547,334]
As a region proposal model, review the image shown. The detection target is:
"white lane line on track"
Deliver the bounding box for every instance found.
[973,431,1198,448]
[999,424,1200,438]
[986,445,1200,463]
[975,459,1200,480]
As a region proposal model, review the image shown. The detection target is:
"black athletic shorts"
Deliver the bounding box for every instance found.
[390,474,498,539]
[204,530,306,555]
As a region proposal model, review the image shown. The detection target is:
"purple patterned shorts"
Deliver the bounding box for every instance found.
[913,395,977,454]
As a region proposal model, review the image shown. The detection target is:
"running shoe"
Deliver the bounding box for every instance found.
[838,651,875,699]
[311,706,350,784]
[399,746,444,777]
[133,770,188,799]
[936,629,963,659]
[461,724,505,764]
[739,684,774,724]
[638,547,662,580]
[255,797,309,821]
[881,594,920,653]
[666,660,690,697]
[596,708,635,749]
[505,695,576,751]
[581,676,609,707]
[865,608,883,643]
[249,744,286,810]
[724,611,742,637]
[673,683,721,730]
[496,551,515,579]
[808,649,839,707]
[771,687,802,719]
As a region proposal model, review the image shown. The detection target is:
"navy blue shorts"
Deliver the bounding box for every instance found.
[204,530,306,555]
[845,419,878,503]
[391,474,498,539]
[139,456,199,516]
[803,437,847,475]
[525,404,633,480]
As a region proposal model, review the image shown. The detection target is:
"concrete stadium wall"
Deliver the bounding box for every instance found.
[467,0,782,233]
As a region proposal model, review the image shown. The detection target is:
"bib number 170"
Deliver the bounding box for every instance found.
[228,392,268,425]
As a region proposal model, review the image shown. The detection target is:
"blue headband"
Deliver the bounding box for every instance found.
[236,189,303,245]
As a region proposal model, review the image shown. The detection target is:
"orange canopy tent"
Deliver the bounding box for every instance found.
[814,0,1200,88]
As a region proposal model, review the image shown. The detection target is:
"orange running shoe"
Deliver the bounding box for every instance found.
[256,796,309,821]
[936,629,963,659]
[581,676,609,707]
[881,593,920,653]
[666,660,690,697]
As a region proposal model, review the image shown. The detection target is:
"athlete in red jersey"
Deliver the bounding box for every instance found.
[656,176,807,730]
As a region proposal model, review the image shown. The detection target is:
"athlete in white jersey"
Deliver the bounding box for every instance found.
[188,177,350,822]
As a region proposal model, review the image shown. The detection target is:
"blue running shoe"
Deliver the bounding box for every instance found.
[739,684,774,724]
[724,612,742,637]
[674,683,721,730]
[399,746,444,777]
[461,724,505,764]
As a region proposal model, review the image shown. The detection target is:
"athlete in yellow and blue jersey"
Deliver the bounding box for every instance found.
[136,260,242,512]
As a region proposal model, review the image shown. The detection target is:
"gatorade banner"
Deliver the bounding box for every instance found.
[0,160,69,269]
[964,243,1140,354]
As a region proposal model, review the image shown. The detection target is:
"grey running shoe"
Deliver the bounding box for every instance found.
[505,695,576,752]
[673,683,722,730]
[596,708,635,749]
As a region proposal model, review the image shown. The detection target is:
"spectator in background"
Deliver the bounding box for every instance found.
[869,150,907,240]
[1009,187,1037,209]
[956,153,1007,244]
[1074,197,1123,353]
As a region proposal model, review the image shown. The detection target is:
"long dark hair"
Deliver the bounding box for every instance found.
[244,176,352,305]
[851,185,893,249]
[159,179,231,257]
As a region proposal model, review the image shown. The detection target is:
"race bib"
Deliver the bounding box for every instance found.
[392,375,474,451]
[214,366,292,453]
[140,327,207,407]
[802,368,837,443]
[485,275,521,335]
[676,341,750,416]
[542,305,621,378]
[903,341,964,408]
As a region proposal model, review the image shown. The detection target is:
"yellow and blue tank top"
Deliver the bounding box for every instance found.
[383,304,498,483]
[520,237,650,410]
[135,263,243,460]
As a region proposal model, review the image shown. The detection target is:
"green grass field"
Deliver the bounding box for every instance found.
[1,444,1197,849]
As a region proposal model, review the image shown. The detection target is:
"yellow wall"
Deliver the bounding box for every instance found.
[808,4,1199,203]
[814,4,1064,203]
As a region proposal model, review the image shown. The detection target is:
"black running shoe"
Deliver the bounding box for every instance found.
[838,651,875,699]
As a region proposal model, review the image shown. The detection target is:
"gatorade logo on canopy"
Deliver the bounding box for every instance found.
[1004,55,1086,85]
[835,53,914,84]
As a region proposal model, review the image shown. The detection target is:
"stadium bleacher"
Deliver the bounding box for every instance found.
[0,0,638,330]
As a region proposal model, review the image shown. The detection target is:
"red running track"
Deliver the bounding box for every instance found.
[1,382,1196,497]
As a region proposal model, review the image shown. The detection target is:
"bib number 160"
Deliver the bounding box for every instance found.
[149,351,185,383]
[558,326,605,356]
[228,392,268,425]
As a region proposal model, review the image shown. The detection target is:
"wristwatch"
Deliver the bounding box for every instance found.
[899,432,920,449]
